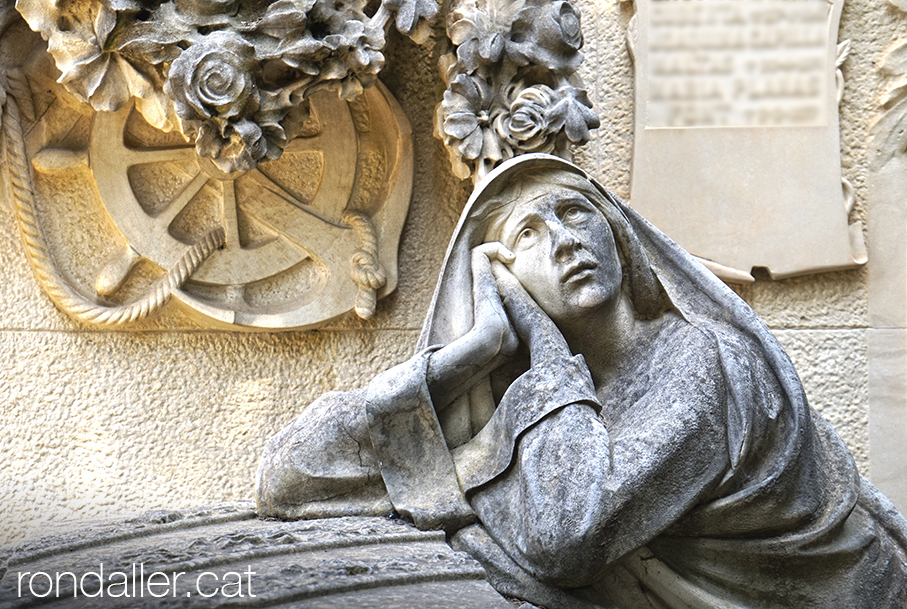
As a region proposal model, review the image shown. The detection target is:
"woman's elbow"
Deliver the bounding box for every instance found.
[255,389,379,518]
[518,519,608,588]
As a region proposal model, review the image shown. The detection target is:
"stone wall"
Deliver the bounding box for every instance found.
[1,0,905,545]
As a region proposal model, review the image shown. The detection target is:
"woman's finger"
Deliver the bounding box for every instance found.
[471,243,518,356]
[491,262,571,366]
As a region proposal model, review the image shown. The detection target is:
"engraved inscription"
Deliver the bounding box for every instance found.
[646,0,830,128]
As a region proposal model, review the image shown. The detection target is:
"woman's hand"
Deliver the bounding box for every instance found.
[470,242,519,362]
[491,261,573,368]
[427,243,519,409]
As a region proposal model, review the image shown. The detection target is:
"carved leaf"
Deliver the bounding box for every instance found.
[101,0,145,10]
[116,6,191,65]
[258,0,314,38]
[871,79,907,169]
[836,39,851,68]
[872,37,907,169]
[117,58,178,131]
[546,87,599,143]
[383,0,439,43]
[14,0,58,38]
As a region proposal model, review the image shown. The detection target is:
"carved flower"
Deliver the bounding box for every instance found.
[321,19,386,99]
[546,86,600,144]
[383,0,439,44]
[164,31,265,171]
[166,31,256,124]
[437,73,509,179]
[508,0,584,73]
[504,85,558,152]
[447,0,525,74]
[195,118,267,173]
[440,74,493,161]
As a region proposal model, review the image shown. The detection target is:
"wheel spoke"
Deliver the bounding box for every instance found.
[221,180,242,249]
[124,146,197,167]
[156,171,209,226]
[248,169,326,218]
[283,136,324,154]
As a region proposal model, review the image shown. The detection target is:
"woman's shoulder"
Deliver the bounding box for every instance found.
[653,310,722,366]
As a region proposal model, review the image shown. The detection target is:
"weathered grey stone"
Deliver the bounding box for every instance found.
[259,154,907,608]
[0,503,514,607]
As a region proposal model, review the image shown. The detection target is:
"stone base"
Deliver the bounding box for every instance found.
[0,503,515,608]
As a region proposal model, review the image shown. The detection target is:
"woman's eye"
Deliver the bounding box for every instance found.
[563,206,582,220]
[518,227,536,242]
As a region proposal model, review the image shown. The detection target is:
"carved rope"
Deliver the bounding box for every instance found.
[2,90,226,325]
[343,210,387,320]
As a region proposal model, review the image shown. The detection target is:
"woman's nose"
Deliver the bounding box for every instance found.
[548,220,581,261]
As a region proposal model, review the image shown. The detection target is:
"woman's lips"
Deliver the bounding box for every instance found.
[562,260,598,283]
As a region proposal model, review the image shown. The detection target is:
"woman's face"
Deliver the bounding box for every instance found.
[496,185,623,325]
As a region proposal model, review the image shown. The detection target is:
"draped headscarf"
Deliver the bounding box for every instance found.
[417,153,794,468]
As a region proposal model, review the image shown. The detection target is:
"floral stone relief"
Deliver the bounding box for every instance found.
[0,0,598,329]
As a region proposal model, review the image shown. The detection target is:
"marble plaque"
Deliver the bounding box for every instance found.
[628,0,865,281]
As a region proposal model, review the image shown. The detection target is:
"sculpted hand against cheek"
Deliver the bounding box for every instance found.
[257,154,907,609]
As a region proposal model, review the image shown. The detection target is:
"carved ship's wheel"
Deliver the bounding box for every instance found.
[87,84,412,329]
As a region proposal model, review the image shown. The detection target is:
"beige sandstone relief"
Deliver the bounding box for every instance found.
[0,0,600,329]
[0,0,421,330]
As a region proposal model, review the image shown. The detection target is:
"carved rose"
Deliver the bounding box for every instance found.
[505,85,557,152]
[509,0,584,73]
[550,1,583,51]
[164,31,265,171]
[166,32,256,123]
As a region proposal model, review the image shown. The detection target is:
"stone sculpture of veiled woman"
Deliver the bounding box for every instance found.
[257,154,907,608]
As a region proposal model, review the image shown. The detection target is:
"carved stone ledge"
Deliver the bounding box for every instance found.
[0,503,517,607]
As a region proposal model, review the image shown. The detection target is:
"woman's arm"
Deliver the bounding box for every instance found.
[426,243,520,409]
[468,326,730,589]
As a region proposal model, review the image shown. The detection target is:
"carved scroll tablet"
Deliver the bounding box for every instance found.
[628,0,865,280]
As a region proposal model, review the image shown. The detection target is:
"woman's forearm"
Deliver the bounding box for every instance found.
[427,326,509,410]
